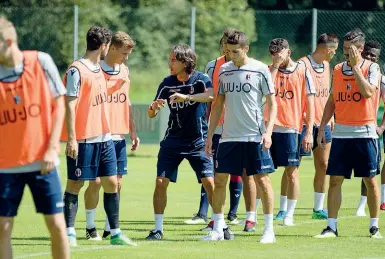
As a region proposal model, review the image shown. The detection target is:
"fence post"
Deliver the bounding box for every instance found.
[311,8,317,51]
[190,7,196,51]
[73,5,79,60]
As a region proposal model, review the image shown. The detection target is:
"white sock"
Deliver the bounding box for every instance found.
[213,213,225,235]
[110,228,121,236]
[67,227,76,236]
[314,192,325,211]
[370,218,379,229]
[246,211,256,222]
[357,195,367,210]
[256,199,261,211]
[85,209,96,229]
[327,218,337,231]
[155,214,163,232]
[280,195,288,211]
[381,185,385,203]
[264,214,274,233]
[104,215,110,231]
[286,199,297,218]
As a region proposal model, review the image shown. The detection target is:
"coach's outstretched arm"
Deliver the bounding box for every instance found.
[317,95,335,149]
[169,88,214,104]
[148,99,166,118]
[349,45,377,98]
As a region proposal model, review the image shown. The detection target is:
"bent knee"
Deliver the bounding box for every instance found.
[66,180,84,194]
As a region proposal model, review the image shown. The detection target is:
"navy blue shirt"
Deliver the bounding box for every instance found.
[153,71,212,148]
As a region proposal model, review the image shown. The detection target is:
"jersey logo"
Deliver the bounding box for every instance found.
[246,74,251,80]
[75,168,82,177]
[70,69,76,76]
[347,84,352,90]
[189,85,194,94]
[280,82,284,87]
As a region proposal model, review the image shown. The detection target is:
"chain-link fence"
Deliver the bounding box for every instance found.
[2,7,385,73]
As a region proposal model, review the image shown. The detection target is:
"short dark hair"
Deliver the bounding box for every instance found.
[317,33,339,45]
[269,38,289,54]
[86,26,109,51]
[226,30,249,47]
[364,40,381,50]
[172,44,196,74]
[344,29,365,46]
[102,28,112,44]
[219,28,236,46]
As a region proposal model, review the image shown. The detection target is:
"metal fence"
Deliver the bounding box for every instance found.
[2,7,385,143]
[2,7,385,72]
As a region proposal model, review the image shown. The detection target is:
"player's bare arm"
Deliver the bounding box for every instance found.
[65,96,78,159]
[41,95,65,174]
[349,45,376,98]
[128,99,140,151]
[205,94,225,157]
[148,99,166,118]
[303,94,315,152]
[261,93,277,150]
[169,88,214,104]
[317,95,335,148]
[376,112,385,136]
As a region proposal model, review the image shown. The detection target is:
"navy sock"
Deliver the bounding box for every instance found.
[198,185,209,219]
[229,180,242,215]
[63,192,78,228]
[104,192,119,230]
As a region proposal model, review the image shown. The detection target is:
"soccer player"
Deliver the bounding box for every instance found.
[146,44,216,240]
[269,38,315,226]
[315,29,383,239]
[0,16,69,259]
[202,30,277,243]
[61,26,135,246]
[83,31,139,240]
[355,40,384,216]
[186,28,244,228]
[296,33,339,220]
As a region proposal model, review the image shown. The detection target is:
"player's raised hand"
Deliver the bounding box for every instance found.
[317,129,326,149]
[150,99,166,111]
[302,131,313,153]
[66,139,78,160]
[348,45,360,67]
[260,133,272,150]
[169,93,188,104]
[130,131,140,151]
[41,147,57,174]
[205,137,214,157]
[272,49,288,68]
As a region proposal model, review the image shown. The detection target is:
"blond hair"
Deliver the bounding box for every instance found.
[111,31,135,49]
[0,16,17,41]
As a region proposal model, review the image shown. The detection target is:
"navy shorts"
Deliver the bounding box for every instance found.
[327,138,380,179]
[0,169,63,216]
[67,140,117,181]
[157,145,214,183]
[114,140,127,175]
[300,125,332,156]
[215,141,275,176]
[270,132,301,168]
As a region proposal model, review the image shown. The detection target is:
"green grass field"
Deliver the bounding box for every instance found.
[11,144,385,259]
